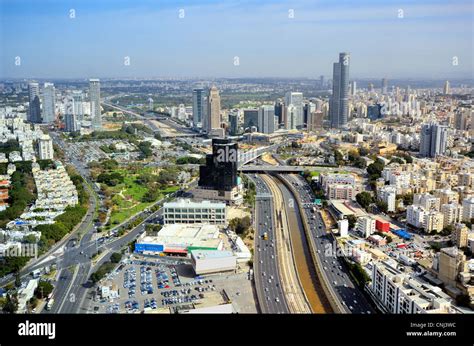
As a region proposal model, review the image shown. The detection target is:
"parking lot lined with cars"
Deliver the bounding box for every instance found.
[91,259,226,313]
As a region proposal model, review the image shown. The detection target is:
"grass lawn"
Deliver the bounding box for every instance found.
[106,169,179,227]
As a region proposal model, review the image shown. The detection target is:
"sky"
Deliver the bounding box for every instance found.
[0,0,473,79]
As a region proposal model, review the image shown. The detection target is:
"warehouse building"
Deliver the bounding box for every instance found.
[191,250,237,275]
[163,199,227,225]
[135,224,223,256]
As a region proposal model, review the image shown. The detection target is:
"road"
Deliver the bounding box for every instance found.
[284,174,375,314]
[249,174,289,313]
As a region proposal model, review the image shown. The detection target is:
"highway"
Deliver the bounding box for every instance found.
[250,174,289,313]
[283,174,375,314]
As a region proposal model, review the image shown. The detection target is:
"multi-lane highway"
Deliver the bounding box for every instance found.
[284,174,375,314]
[250,174,289,313]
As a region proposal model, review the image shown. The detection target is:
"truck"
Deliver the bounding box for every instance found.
[262,232,268,240]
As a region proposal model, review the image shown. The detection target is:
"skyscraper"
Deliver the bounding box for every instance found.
[319,75,325,89]
[192,88,205,128]
[444,80,450,95]
[419,122,449,158]
[28,82,41,123]
[274,99,284,126]
[42,83,55,123]
[65,113,79,132]
[89,79,101,130]
[382,78,388,94]
[198,138,238,191]
[258,105,276,134]
[72,91,84,121]
[243,109,259,131]
[206,86,221,134]
[329,52,350,128]
[284,92,304,128]
[229,112,239,135]
[350,80,357,96]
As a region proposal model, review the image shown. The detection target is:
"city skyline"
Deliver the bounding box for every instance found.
[0,0,472,79]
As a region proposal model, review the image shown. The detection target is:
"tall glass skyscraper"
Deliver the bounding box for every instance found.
[28,82,41,123]
[42,82,56,123]
[89,79,101,130]
[192,88,205,128]
[329,52,350,128]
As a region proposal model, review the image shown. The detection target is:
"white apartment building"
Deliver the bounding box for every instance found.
[37,135,54,160]
[163,199,227,225]
[440,203,462,227]
[407,205,426,228]
[356,216,376,238]
[423,211,444,233]
[462,197,474,222]
[413,193,440,211]
[371,260,455,313]
[378,185,397,212]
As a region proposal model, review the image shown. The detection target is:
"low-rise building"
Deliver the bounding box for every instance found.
[163,199,227,225]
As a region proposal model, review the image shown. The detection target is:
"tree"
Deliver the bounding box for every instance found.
[441,225,454,236]
[2,294,18,314]
[35,281,54,299]
[346,215,357,229]
[375,200,388,213]
[356,192,373,209]
[367,159,385,178]
[110,252,122,263]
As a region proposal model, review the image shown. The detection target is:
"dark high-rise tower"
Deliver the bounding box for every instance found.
[192,88,205,127]
[329,52,350,128]
[198,138,238,191]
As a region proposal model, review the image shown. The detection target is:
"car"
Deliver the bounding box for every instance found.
[275,297,280,303]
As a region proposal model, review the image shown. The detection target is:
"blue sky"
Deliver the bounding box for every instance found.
[0,0,472,79]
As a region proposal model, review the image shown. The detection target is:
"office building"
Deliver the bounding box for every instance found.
[72,91,84,120]
[329,52,350,128]
[258,105,276,134]
[243,109,258,131]
[28,82,41,123]
[229,112,239,135]
[284,92,304,128]
[192,88,205,128]
[42,83,55,123]
[206,86,221,135]
[307,111,324,131]
[350,80,357,96]
[194,138,242,205]
[443,80,450,95]
[163,199,227,225]
[89,79,102,129]
[64,113,79,132]
[274,99,284,125]
[419,122,448,158]
[37,135,54,160]
[381,78,388,94]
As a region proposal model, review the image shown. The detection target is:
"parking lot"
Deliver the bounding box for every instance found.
[87,257,259,314]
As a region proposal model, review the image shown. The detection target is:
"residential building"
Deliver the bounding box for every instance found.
[371,260,455,313]
[378,185,397,212]
[419,122,448,158]
[356,216,376,238]
[438,247,466,287]
[462,197,474,222]
[37,135,54,160]
[452,224,469,248]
